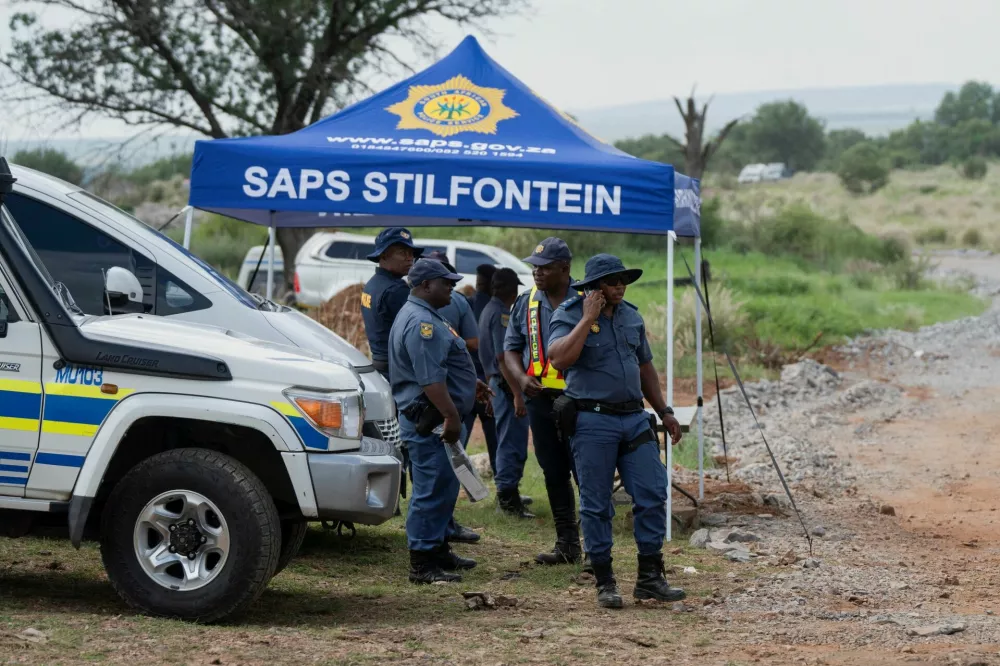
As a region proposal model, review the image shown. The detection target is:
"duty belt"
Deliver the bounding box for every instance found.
[574,399,645,415]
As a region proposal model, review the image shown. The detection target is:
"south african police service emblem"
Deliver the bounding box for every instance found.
[386,75,518,138]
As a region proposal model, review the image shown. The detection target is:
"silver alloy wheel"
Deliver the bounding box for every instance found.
[133,489,230,591]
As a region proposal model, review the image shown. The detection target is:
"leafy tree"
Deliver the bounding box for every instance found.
[1,0,525,290]
[742,101,826,172]
[615,134,685,168]
[837,143,889,195]
[12,148,84,184]
[962,156,988,180]
[935,81,997,127]
[821,128,868,169]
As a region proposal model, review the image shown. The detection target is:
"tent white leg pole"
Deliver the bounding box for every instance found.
[267,223,276,301]
[666,231,675,542]
[182,206,193,250]
[695,236,704,500]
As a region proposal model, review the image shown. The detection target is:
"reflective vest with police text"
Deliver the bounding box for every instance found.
[526,286,579,390]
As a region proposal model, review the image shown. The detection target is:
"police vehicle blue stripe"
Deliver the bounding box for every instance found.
[42,395,116,427]
[0,464,29,473]
[0,451,32,461]
[0,391,42,419]
[0,476,28,485]
[35,452,86,468]
[289,417,330,450]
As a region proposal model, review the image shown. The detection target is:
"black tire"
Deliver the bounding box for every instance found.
[100,448,281,623]
[273,519,309,576]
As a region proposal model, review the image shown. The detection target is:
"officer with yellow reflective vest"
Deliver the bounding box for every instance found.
[503,237,583,565]
[547,254,686,609]
[361,227,423,380]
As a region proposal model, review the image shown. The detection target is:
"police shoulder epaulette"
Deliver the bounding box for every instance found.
[562,294,583,308]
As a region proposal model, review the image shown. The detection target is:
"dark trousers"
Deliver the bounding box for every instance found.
[462,398,498,474]
[526,391,579,525]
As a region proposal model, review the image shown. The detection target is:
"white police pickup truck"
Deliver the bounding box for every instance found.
[0,159,400,622]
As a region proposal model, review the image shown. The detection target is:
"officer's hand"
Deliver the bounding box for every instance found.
[513,393,527,419]
[663,414,682,445]
[583,290,605,322]
[519,375,544,397]
[442,415,462,444]
[475,379,494,404]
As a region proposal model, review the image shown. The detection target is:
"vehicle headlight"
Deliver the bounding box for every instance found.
[282,388,364,440]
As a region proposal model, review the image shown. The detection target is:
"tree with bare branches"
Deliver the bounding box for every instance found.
[1,0,526,289]
[664,91,739,180]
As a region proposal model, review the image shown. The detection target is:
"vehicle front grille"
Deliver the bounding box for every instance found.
[375,417,402,449]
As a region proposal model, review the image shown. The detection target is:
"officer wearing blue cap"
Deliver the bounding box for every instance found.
[389,258,493,584]
[547,253,685,609]
[480,268,534,519]
[503,237,584,565]
[361,227,423,379]
[423,250,487,544]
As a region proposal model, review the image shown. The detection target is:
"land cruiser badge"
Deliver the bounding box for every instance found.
[0,362,21,372]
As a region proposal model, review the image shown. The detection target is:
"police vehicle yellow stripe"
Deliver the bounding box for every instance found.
[0,416,40,432]
[0,378,42,394]
[270,401,301,417]
[43,383,135,400]
[41,421,99,437]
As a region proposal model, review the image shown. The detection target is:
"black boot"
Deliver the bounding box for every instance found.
[592,559,623,609]
[521,495,534,506]
[497,487,536,519]
[446,522,481,544]
[582,552,594,575]
[409,550,462,584]
[435,544,477,571]
[536,482,581,565]
[633,553,686,602]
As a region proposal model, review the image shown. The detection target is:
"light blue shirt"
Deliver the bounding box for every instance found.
[388,295,478,417]
[548,297,653,403]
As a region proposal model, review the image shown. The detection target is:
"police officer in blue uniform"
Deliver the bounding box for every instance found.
[479,268,534,519]
[504,237,583,565]
[361,227,423,380]
[547,254,686,609]
[423,251,486,544]
[388,258,493,584]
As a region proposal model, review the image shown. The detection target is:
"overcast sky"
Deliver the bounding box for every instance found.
[2,0,998,139]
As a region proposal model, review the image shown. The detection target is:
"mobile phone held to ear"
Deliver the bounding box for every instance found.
[584,288,596,297]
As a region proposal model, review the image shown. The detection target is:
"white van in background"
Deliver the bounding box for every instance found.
[737,163,767,184]
[279,231,534,308]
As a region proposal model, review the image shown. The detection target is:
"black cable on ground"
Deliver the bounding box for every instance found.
[680,251,813,555]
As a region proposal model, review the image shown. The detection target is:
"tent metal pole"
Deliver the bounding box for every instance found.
[182,206,193,250]
[266,213,276,301]
[695,236,704,500]
[666,231,674,542]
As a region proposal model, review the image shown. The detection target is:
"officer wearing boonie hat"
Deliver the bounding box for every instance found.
[479,268,534,519]
[361,227,423,379]
[546,253,685,609]
[503,237,585,566]
[388,258,493,584]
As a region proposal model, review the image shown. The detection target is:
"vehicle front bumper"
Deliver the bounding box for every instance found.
[307,437,402,525]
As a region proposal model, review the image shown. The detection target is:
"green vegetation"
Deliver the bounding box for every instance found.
[837,142,890,194]
[962,155,988,180]
[12,147,84,184]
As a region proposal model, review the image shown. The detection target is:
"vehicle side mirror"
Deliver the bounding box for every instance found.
[0,299,8,338]
[104,266,145,315]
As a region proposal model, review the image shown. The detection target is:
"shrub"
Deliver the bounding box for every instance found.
[961,156,988,180]
[887,255,931,290]
[749,204,899,269]
[915,227,948,245]
[645,285,749,356]
[837,143,890,194]
[962,228,983,247]
[918,184,938,194]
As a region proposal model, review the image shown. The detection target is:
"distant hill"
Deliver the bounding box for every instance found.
[570,83,960,143]
[1,83,967,167]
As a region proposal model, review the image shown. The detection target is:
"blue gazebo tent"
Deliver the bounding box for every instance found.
[184,35,708,537]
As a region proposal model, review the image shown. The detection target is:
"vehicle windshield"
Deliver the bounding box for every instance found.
[1,204,85,317]
[67,191,263,310]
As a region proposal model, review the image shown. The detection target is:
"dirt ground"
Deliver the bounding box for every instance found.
[3,258,1000,665]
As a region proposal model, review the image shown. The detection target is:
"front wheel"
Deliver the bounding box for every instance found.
[100,448,281,623]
